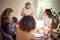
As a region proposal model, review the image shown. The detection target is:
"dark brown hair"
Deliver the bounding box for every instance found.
[1,8,13,24]
[19,16,36,32]
[45,9,53,18]
[25,2,31,5]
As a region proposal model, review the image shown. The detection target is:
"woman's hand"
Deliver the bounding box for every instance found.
[21,13,25,16]
[6,34,13,40]
[30,13,33,16]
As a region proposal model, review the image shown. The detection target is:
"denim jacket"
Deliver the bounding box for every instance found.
[1,21,15,35]
[7,22,15,35]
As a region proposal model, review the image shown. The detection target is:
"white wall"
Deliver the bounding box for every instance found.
[0,0,60,20]
[38,0,60,13]
[0,0,37,21]
[37,0,60,19]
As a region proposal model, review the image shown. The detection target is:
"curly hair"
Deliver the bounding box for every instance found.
[19,16,36,32]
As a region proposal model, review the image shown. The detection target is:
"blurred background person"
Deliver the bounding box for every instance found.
[21,2,34,16]
[16,16,37,40]
[1,8,16,40]
[42,9,53,28]
[12,17,19,31]
[41,9,53,39]
[57,12,60,23]
[57,12,60,29]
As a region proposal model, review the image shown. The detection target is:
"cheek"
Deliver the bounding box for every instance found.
[44,13,46,16]
[10,15,13,20]
[27,6,30,8]
[59,17,60,19]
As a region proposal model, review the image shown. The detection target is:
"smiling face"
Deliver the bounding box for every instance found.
[25,5,31,9]
[25,2,31,9]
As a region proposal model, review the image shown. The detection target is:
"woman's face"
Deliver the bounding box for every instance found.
[25,5,31,9]
[44,12,47,16]
[8,12,13,21]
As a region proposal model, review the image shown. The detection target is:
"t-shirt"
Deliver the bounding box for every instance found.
[21,7,34,16]
[1,21,15,35]
[42,16,52,27]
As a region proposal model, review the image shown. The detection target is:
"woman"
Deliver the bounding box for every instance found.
[1,8,16,40]
[42,9,53,27]
[16,16,37,40]
[57,12,60,29]
[21,2,34,16]
[41,9,53,40]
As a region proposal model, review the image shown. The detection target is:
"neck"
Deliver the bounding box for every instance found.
[25,7,30,9]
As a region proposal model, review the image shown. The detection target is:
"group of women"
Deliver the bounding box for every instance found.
[1,2,60,40]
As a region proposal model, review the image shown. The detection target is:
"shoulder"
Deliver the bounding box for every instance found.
[6,21,13,27]
[22,7,26,12]
[22,7,26,10]
[30,7,34,10]
[49,18,52,21]
[7,21,12,24]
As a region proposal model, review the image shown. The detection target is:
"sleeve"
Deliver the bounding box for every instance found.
[21,8,24,14]
[21,8,26,16]
[30,8,34,16]
[31,8,34,14]
[7,22,15,35]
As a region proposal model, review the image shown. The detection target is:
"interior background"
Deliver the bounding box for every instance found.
[0,0,60,21]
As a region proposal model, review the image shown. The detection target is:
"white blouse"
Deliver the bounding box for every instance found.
[21,7,34,16]
[42,16,52,27]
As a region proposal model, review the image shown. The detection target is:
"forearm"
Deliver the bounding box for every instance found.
[30,13,33,16]
[21,13,25,16]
